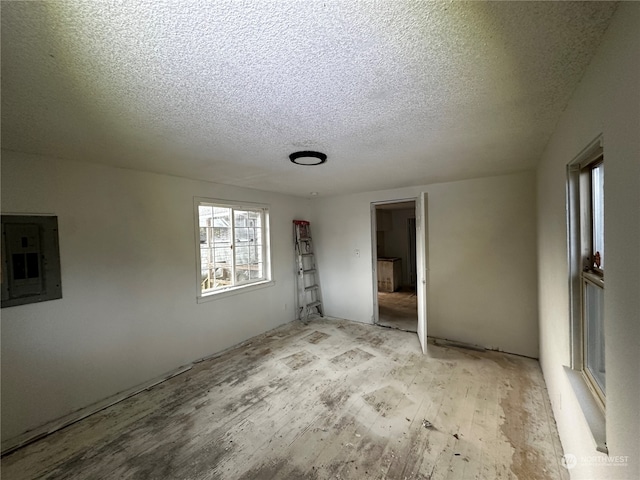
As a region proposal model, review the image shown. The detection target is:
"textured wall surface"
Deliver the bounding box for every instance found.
[311,170,539,358]
[537,3,639,478]
[0,152,308,444]
[1,1,617,196]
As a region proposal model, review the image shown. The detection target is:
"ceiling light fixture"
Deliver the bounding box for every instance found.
[289,151,327,166]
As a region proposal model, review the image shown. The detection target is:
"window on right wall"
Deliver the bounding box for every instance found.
[568,139,605,410]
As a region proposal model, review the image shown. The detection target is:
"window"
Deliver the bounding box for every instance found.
[581,159,605,400]
[568,140,605,409]
[195,199,271,298]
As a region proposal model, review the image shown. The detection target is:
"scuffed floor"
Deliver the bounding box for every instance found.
[377,288,418,332]
[2,318,568,480]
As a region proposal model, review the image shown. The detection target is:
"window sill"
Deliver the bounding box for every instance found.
[197,280,275,303]
[563,365,607,454]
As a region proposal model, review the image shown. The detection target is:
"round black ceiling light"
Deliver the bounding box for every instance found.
[289,150,327,166]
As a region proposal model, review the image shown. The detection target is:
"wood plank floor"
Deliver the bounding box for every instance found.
[1,318,568,480]
[378,288,418,332]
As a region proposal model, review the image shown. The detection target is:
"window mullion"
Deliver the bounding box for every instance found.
[259,210,264,277]
[205,217,213,290]
[230,207,236,286]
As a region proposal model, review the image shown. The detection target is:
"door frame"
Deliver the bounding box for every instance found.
[415,192,429,353]
[371,195,428,353]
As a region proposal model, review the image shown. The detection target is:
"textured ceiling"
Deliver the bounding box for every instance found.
[1,1,618,197]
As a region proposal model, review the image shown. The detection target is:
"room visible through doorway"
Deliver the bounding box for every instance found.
[373,201,418,333]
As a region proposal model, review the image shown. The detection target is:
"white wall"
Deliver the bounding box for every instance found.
[311,170,539,358]
[536,3,639,479]
[0,151,308,444]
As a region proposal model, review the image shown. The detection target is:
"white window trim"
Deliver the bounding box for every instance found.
[196,279,275,303]
[567,137,604,364]
[566,134,607,453]
[194,197,273,302]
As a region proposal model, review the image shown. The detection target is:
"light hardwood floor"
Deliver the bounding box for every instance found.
[378,287,418,332]
[2,318,568,480]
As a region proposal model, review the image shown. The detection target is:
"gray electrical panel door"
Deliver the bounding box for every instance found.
[1,215,62,308]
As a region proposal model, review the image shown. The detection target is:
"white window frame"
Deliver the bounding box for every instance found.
[567,136,605,410]
[194,197,272,302]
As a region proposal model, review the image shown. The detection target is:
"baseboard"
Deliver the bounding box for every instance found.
[1,364,192,456]
[429,336,486,352]
[1,320,299,456]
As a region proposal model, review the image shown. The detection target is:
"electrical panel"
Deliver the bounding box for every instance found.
[1,215,62,308]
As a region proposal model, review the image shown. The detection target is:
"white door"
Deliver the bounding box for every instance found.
[415,192,428,354]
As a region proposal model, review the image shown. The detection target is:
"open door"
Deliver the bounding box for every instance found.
[415,192,428,353]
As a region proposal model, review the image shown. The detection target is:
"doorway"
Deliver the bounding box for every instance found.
[372,200,418,333]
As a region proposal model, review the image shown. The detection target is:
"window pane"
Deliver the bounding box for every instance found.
[213,245,232,266]
[235,246,249,265]
[213,228,229,244]
[213,207,230,223]
[234,210,248,227]
[200,206,232,243]
[584,281,605,393]
[198,205,232,290]
[198,205,212,219]
[201,238,232,290]
[235,265,250,283]
[591,164,604,269]
[250,264,263,280]
[249,239,264,280]
[249,245,262,263]
[198,202,268,294]
[235,227,250,243]
[253,227,262,245]
[248,210,261,228]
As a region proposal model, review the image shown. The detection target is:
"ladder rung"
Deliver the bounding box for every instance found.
[295,221,321,322]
